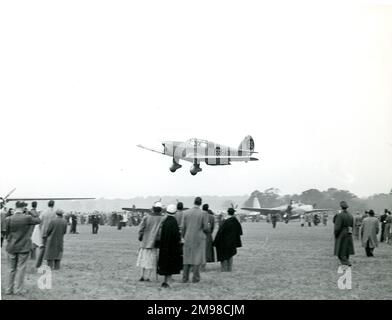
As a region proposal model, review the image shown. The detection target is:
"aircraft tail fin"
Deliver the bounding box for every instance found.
[239,135,255,154]
[252,196,261,209]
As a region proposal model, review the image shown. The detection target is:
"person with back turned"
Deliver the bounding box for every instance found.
[270,212,278,229]
[201,203,215,271]
[1,202,7,247]
[35,200,56,269]
[334,201,354,267]
[157,204,182,288]
[380,209,388,243]
[43,209,68,270]
[137,201,163,281]
[213,207,243,272]
[353,211,362,241]
[69,212,78,234]
[385,210,392,244]
[4,201,40,295]
[91,212,100,234]
[361,209,379,257]
[181,197,209,283]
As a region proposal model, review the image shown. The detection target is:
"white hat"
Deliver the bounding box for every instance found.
[166,204,177,214]
[154,201,162,208]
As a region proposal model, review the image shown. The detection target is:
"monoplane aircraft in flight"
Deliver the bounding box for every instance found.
[137,135,258,175]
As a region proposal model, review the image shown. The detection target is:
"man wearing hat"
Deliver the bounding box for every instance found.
[213,207,243,272]
[334,201,355,267]
[91,211,101,234]
[175,202,185,235]
[4,201,41,295]
[35,200,57,268]
[380,209,388,243]
[361,209,380,257]
[157,204,182,288]
[43,209,68,270]
[181,197,210,283]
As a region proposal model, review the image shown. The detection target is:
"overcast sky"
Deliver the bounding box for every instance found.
[1,1,391,199]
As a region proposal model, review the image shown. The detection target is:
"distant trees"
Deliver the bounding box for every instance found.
[242,187,392,215]
[367,193,392,213]
[300,189,324,206]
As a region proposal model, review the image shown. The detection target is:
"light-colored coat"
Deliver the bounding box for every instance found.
[40,208,56,236]
[32,211,44,247]
[1,208,7,232]
[361,216,379,248]
[138,213,162,249]
[181,206,210,265]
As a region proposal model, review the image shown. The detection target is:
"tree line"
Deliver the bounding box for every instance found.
[242,188,392,214]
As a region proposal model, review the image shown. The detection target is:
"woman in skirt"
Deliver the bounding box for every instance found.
[136,201,163,281]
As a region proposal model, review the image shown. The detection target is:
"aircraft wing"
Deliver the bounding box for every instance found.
[306,209,335,214]
[6,197,95,202]
[122,207,152,213]
[136,144,164,154]
[241,207,282,215]
[186,155,258,161]
[122,206,189,213]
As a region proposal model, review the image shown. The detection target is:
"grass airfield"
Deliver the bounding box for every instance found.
[1,220,391,300]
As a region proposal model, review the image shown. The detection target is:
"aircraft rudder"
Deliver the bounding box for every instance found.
[239,135,255,153]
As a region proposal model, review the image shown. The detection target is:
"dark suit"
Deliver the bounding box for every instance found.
[70,214,78,234]
[334,210,354,266]
[1,208,6,247]
[44,216,67,269]
[91,215,100,234]
[5,211,40,294]
[380,213,387,242]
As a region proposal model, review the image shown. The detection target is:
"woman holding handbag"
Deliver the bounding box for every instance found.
[136,201,163,281]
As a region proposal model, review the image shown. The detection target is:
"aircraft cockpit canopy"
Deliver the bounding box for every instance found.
[187,138,209,148]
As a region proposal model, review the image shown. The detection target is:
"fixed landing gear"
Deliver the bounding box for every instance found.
[169,159,182,172]
[190,164,202,175]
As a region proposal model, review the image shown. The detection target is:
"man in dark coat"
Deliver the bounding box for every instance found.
[117,213,123,230]
[43,209,67,270]
[213,207,243,272]
[353,211,362,240]
[334,201,354,266]
[91,212,100,234]
[157,204,182,288]
[270,212,278,228]
[5,201,40,295]
[69,213,78,234]
[380,209,388,242]
[201,204,215,271]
